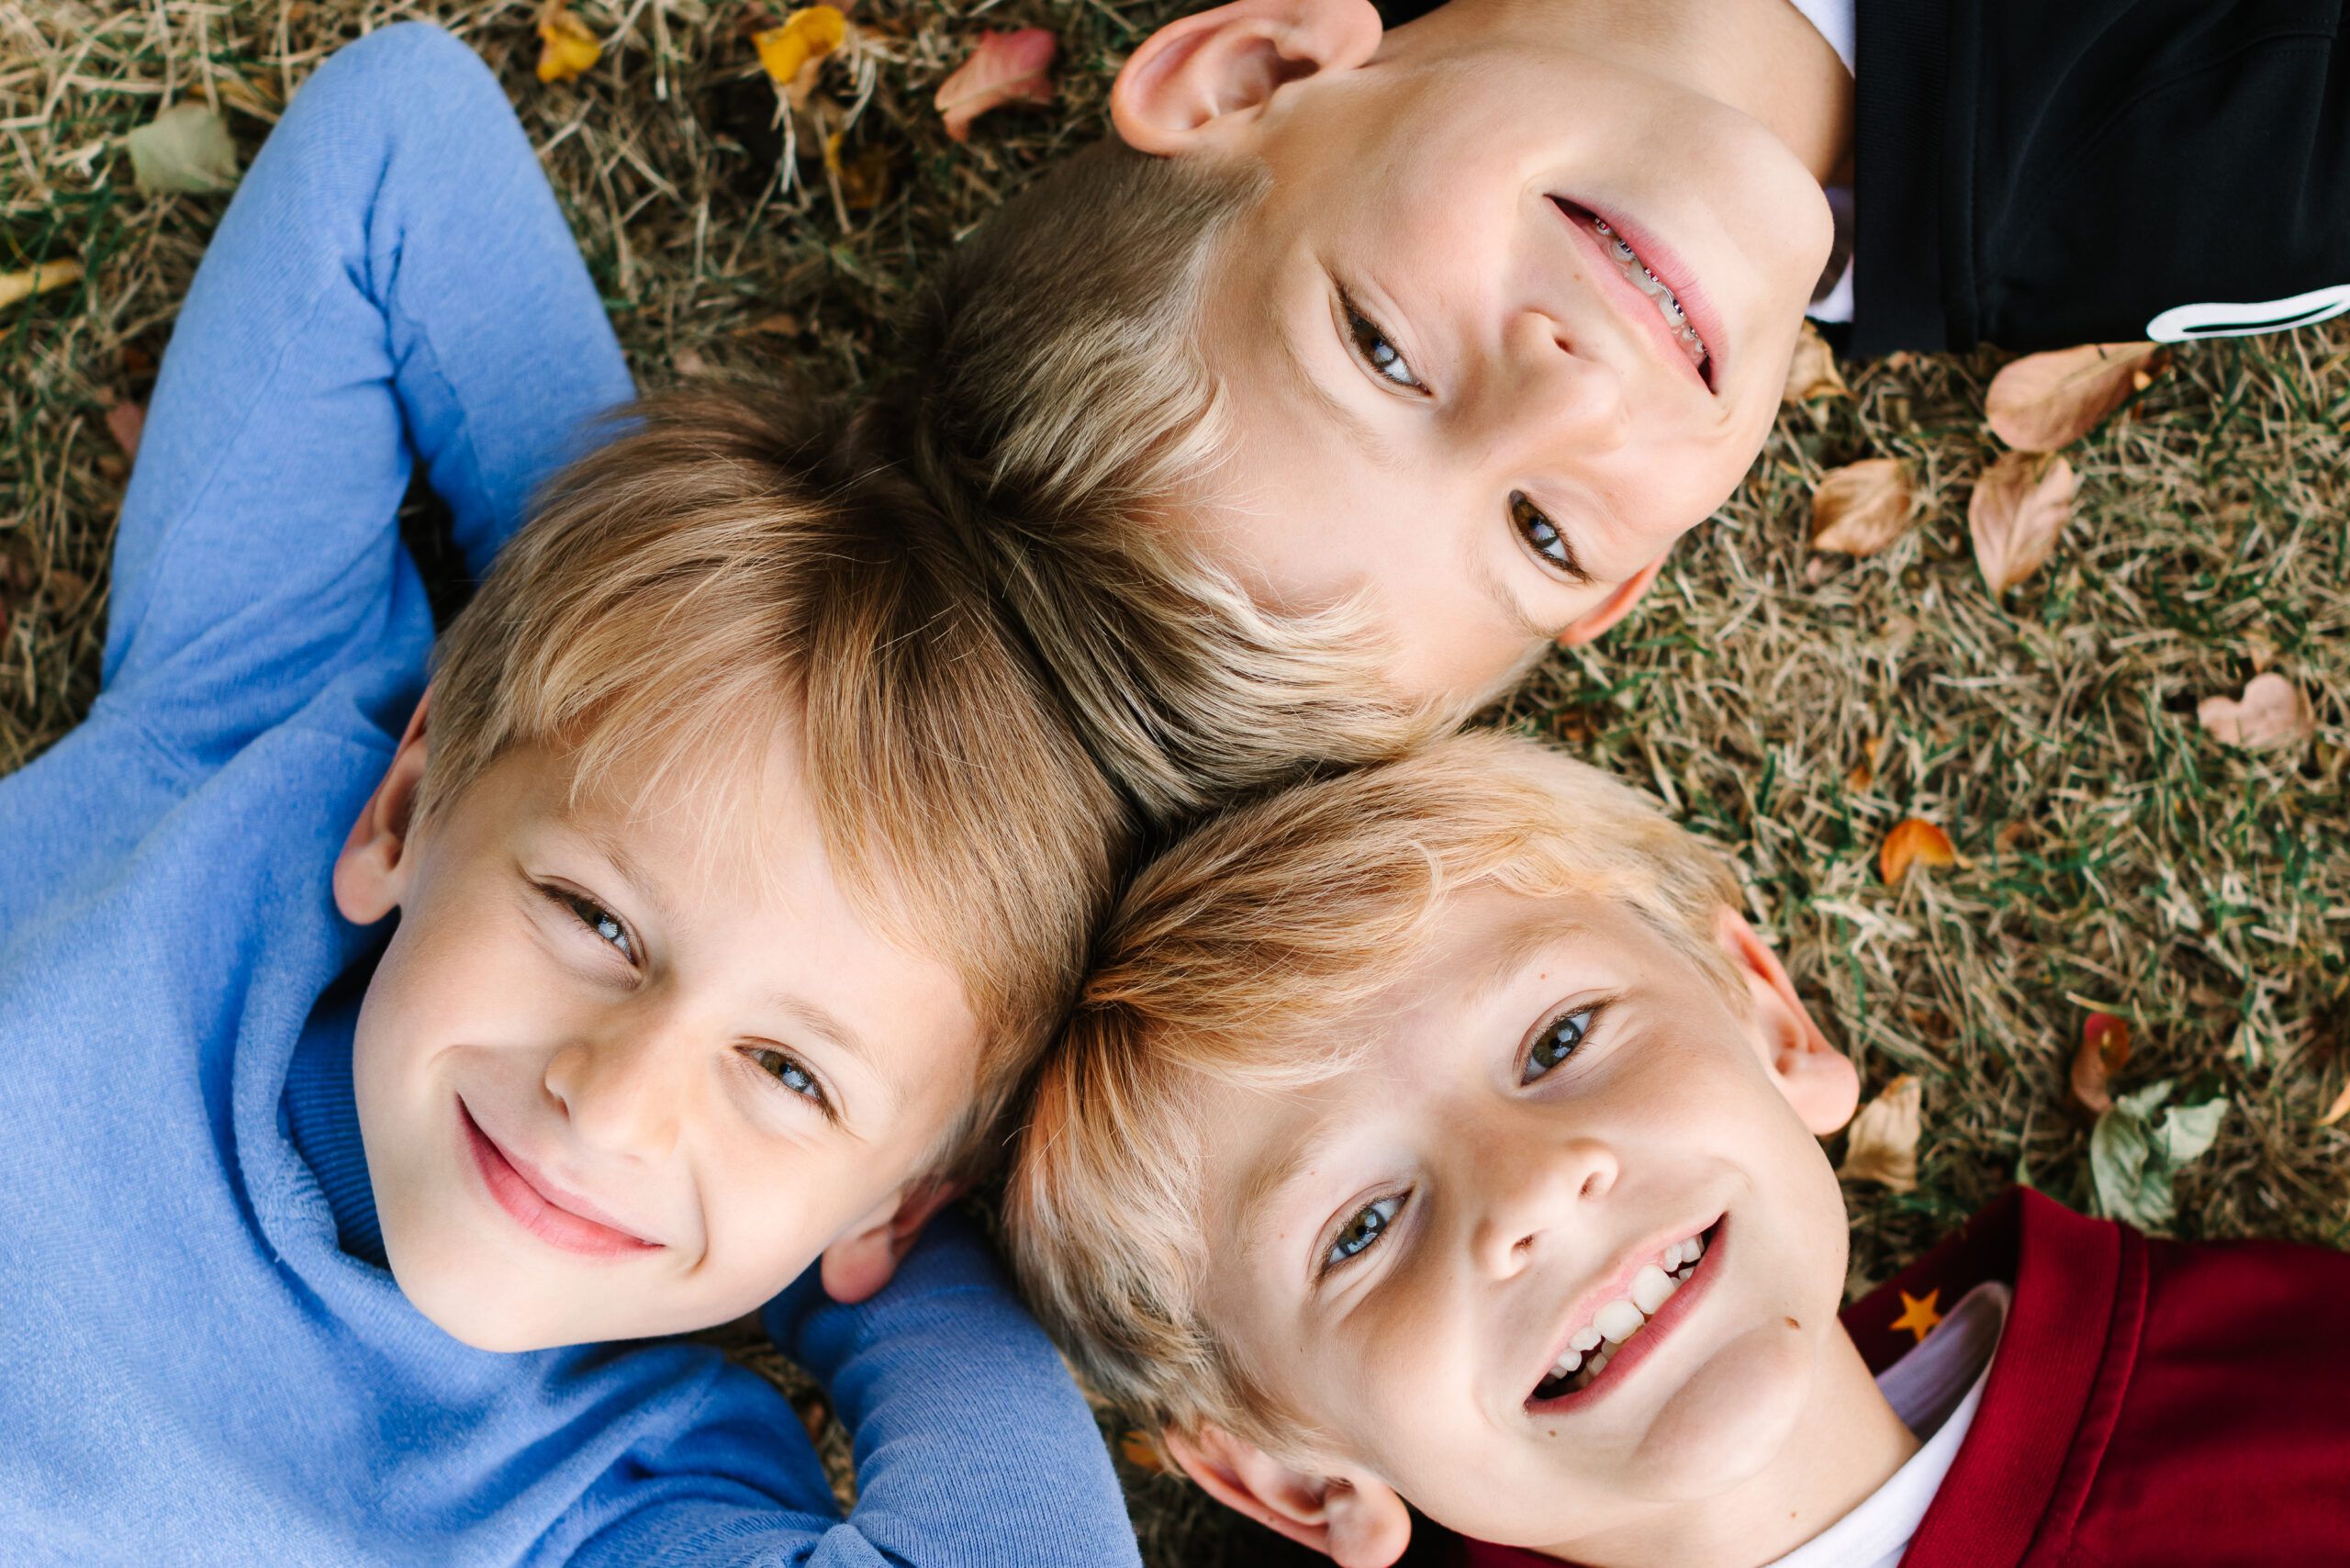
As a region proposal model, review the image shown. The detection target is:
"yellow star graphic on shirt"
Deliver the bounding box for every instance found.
[1890,1288,1942,1343]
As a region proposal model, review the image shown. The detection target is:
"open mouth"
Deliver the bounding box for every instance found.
[1552,199,1715,389]
[1528,1218,1721,1405]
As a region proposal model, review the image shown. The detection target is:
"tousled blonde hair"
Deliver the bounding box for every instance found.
[1006,730,1744,1449]
[894,140,1444,826]
[425,386,1128,1183]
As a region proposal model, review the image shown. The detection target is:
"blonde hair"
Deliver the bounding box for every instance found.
[894,140,1442,826]
[425,386,1128,1183]
[1006,730,1744,1449]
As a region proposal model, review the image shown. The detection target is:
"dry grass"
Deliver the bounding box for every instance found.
[5,0,2346,1562]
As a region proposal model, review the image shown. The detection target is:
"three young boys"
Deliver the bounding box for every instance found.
[0,25,1139,1563]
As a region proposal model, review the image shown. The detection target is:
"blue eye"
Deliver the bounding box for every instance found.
[1326,1194,1405,1269]
[1525,1009,1594,1083]
[550,888,634,961]
[746,1047,829,1111]
[1347,309,1422,389]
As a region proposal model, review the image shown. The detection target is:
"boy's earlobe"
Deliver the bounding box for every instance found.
[1556,554,1668,647]
[1716,908,1860,1136]
[817,1177,965,1305]
[1165,1423,1413,1568]
[1112,0,1382,154]
[332,689,433,927]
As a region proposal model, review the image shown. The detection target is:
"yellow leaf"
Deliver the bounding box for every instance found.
[1838,1076,1921,1193]
[756,6,848,100]
[1808,458,1918,556]
[1985,342,2165,452]
[2318,1081,2350,1128]
[1782,320,1849,404]
[935,28,1058,143]
[537,3,603,84]
[1967,450,2075,594]
[2197,673,2315,752]
[1879,818,1955,886]
[2070,1013,2131,1116]
[0,258,82,311]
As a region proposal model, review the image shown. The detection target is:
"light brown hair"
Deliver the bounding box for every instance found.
[424,385,1129,1182]
[1006,729,1745,1448]
[893,140,1442,826]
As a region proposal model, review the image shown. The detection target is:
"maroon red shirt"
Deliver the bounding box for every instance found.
[1458,1189,2350,1566]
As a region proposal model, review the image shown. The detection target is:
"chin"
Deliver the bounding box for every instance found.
[1626,1324,1818,1501]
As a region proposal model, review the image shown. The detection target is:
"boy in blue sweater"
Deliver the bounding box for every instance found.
[0,25,1138,1566]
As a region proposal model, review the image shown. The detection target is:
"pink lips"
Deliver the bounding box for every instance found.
[1553,197,1725,394]
[460,1100,660,1259]
[1526,1218,1725,1413]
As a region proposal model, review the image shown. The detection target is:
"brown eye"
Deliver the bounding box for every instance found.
[1511,491,1573,573]
[1348,308,1422,389]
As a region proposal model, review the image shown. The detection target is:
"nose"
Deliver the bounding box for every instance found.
[541,1013,689,1161]
[1467,1127,1620,1279]
[1468,309,1633,457]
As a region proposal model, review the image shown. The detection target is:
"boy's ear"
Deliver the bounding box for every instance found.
[1112,0,1382,155]
[1556,554,1667,647]
[333,689,434,926]
[818,1176,966,1305]
[1165,1422,1412,1568]
[1715,908,1859,1136]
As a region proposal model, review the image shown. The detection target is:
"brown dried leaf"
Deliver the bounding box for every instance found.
[1782,321,1848,404]
[935,28,1057,143]
[106,400,144,460]
[2197,673,2315,752]
[0,258,82,311]
[1968,451,2074,593]
[2070,1012,2132,1116]
[1837,1076,1920,1192]
[1808,458,1918,556]
[1985,342,2165,452]
[1879,818,1956,886]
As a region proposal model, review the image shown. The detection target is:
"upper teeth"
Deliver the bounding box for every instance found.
[1590,216,1708,371]
[1538,1234,1706,1395]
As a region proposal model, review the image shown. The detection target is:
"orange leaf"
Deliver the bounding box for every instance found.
[1808,458,1918,556]
[1782,320,1848,404]
[755,6,848,104]
[1879,818,1955,886]
[2319,1081,2350,1128]
[2197,673,2315,752]
[1967,451,2074,594]
[1985,342,2165,452]
[1119,1428,1167,1473]
[536,3,602,84]
[935,28,1057,143]
[2070,1012,2131,1116]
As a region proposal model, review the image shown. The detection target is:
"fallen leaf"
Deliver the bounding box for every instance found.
[2318,1081,2350,1128]
[1808,458,1918,556]
[2089,1080,2227,1229]
[755,6,848,105]
[1994,821,2033,856]
[537,3,602,83]
[1837,1075,1920,1193]
[106,399,144,460]
[1782,321,1848,404]
[0,258,83,311]
[1985,342,2165,452]
[1845,734,1887,793]
[2196,673,2314,752]
[1119,1429,1167,1473]
[836,140,890,209]
[935,28,1057,143]
[126,103,240,194]
[737,312,803,336]
[1879,818,1956,886]
[1968,451,2075,593]
[2069,1012,2131,1116]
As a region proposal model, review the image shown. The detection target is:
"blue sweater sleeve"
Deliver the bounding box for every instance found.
[567,1214,1140,1568]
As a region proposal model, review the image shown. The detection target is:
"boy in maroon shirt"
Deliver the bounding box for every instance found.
[1005,730,2350,1567]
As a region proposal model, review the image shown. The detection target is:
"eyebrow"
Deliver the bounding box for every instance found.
[1268,273,1405,471]
[1232,1116,1348,1271]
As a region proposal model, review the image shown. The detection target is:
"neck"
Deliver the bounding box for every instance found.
[1402,0,1853,185]
[1539,1325,1919,1568]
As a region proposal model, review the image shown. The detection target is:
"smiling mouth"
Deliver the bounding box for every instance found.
[1556,201,1713,386]
[1529,1219,1720,1403]
[460,1100,660,1260]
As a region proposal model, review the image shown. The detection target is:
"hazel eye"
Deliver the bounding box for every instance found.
[1510,491,1576,575]
[1326,1193,1405,1269]
[744,1047,830,1111]
[1524,1009,1594,1083]
[1348,309,1423,390]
